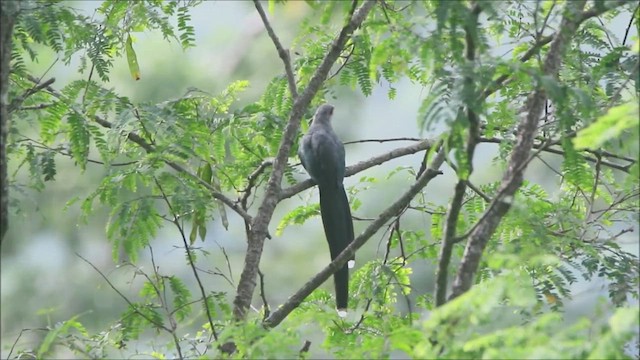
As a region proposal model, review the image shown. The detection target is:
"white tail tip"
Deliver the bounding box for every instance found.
[337,309,348,318]
[348,260,355,269]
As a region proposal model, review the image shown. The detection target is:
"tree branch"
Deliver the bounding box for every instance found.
[154,177,219,342]
[240,159,273,210]
[0,0,20,242]
[25,74,254,224]
[479,136,634,173]
[76,253,173,333]
[92,117,254,223]
[233,0,376,321]
[279,138,435,201]
[257,268,270,321]
[7,77,56,113]
[343,137,421,144]
[481,0,636,101]
[253,0,298,99]
[448,0,588,301]
[435,2,481,306]
[263,147,446,328]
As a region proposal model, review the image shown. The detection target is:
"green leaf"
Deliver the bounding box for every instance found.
[37,315,87,358]
[589,307,640,359]
[169,276,192,321]
[67,112,90,170]
[275,204,320,236]
[41,150,57,181]
[573,102,639,150]
[189,221,199,245]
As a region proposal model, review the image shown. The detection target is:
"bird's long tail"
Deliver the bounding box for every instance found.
[319,184,354,311]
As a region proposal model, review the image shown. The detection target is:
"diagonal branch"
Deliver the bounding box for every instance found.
[253,0,298,98]
[233,0,376,321]
[481,34,553,100]
[7,77,56,113]
[240,159,273,210]
[448,0,589,301]
[263,147,446,328]
[76,253,173,333]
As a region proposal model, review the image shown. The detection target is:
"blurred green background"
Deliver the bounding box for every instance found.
[1,1,637,358]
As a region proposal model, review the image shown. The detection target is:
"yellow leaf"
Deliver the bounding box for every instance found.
[125,34,141,81]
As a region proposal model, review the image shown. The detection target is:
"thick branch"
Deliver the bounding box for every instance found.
[253,0,298,98]
[263,147,446,328]
[448,0,588,300]
[233,0,376,321]
[279,138,434,200]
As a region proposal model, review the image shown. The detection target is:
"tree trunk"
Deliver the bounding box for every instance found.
[0,0,20,242]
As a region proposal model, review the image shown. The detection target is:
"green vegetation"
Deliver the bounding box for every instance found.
[1,0,638,358]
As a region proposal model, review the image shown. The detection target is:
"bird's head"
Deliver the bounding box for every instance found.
[313,103,334,124]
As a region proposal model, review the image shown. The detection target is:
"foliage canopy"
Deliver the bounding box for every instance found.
[2,0,638,359]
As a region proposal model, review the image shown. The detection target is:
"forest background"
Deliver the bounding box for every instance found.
[1,0,638,359]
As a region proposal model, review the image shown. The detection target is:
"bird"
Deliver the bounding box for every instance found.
[298,103,355,316]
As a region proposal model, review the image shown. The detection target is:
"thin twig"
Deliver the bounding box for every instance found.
[258,268,271,321]
[481,35,553,100]
[622,5,638,46]
[536,1,556,40]
[327,42,356,81]
[343,137,421,145]
[17,103,54,110]
[153,177,219,342]
[132,250,184,359]
[7,328,47,360]
[240,160,273,210]
[467,181,491,203]
[217,240,236,284]
[481,0,634,101]
[479,137,633,173]
[16,135,139,167]
[76,253,172,332]
[482,121,638,164]
[253,0,298,99]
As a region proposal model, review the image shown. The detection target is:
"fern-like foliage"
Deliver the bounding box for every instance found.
[5,1,639,359]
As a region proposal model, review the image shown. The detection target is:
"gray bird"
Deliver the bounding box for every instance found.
[298,104,355,315]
